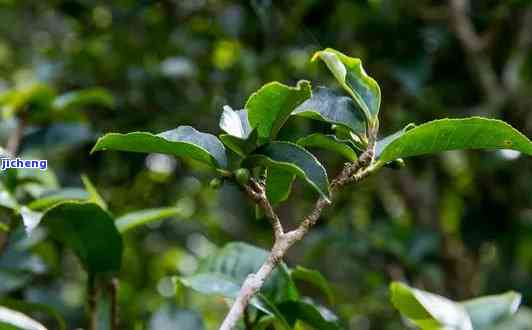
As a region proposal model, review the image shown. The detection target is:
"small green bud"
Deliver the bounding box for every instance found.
[209,177,223,189]
[386,158,405,170]
[235,168,251,185]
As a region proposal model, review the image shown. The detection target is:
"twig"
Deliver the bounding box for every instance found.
[219,144,378,330]
[87,273,97,330]
[109,277,119,330]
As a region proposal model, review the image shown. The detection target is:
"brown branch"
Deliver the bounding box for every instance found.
[219,144,378,330]
[87,274,97,330]
[109,277,119,330]
[242,178,284,240]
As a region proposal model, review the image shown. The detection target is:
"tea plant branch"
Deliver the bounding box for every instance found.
[220,141,378,330]
[109,277,119,330]
[87,274,97,330]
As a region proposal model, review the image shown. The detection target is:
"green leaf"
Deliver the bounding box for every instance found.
[312,48,381,122]
[243,142,330,201]
[81,175,107,210]
[27,188,89,210]
[115,207,182,233]
[198,242,298,303]
[148,304,205,330]
[490,307,532,330]
[390,282,473,330]
[266,167,295,206]
[0,298,66,330]
[298,133,358,161]
[247,80,311,141]
[19,207,43,234]
[375,123,416,159]
[291,266,334,304]
[1,83,56,119]
[292,87,366,137]
[92,126,228,169]
[276,301,342,330]
[0,306,47,330]
[0,182,19,210]
[219,105,252,139]
[52,88,114,112]
[461,291,521,330]
[378,117,532,164]
[40,202,122,273]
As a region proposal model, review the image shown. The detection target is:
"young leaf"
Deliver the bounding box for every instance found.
[219,105,252,139]
[390,282,473,330]
[292,87,366,137]
[312,48,381,122]
[266,167,295,206]
[298,133,358,162]
[375,123,416,158]
[40,202,122,273]
[92,126,228,169]
[115,207,182,233]
[0,306,47,330]
[291,266,334,304]
[276,301,342,330]
[27,188,89,210]
[52,88,114,112]
[247,80,311,142]
[461,291,521,330]
[378,117,532,164]
[243,142,330,201]
[81,175,107,210]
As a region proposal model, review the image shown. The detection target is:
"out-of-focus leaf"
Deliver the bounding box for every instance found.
[390,282,473,330]
[198,242,298,303]
[291,266,334,304]
[40,202,122,273]
[22,124,94,153]
[92,126,228,169]
[298,133,358,161]
[378,118,532,164]
[0,298,66,330]
[148,304,205,330]
[52,88,114,112]
[292,87,366,137]
[0,182,19,210]
[0,83,56,119]
[0,306,47,330]
[312,48,381,122]
[266,167,295,205]
[0,222,7,232]
[247,80,311,142]
[115,207,182,233]
[243,142,330,201]
[19,207,43,234]
[490,307,532,330]
[81,175,107,210]
[276,301,342,330]
[27,188,89,210]
[462,291,521,330]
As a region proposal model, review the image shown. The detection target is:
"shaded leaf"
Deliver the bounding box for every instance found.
[92,126,228,169]
[462,291,521,330]
[390,282,473,330]
[243,142,330,201]
[292,87,366,136]
[115,207,182,233]
[40,202,122,273]
[0,298,66,330]
[27,188,89,210]
[312,48,380,122]
[0,306,47,330]
[378,117,532,164]
[291,266,334,304]
[298,133,358,161]
[52,88,114,112]
[266,167,295,206]
[277,301,342,330]
[81,175,107,210]
[247,80,311,141]
[148,304,205,330]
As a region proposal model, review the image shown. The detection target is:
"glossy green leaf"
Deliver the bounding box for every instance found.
[243,142,330,201]
[92,126,228,169]
[115,207,182,233]
[247,80,311,141]
[0,306,47,330]
[198,242,298,303]
[0,298,66,330]
[292,87,366,136]
[277,301,342,330]
[219,105,252,139]
[375,123,416,158]
[298,133,358,161]
[462,291,521,330]
[27,188,89,210]
[312,48,381,122]
[81,175,107,210]
[52,88,114,112]
[148,304,205,330]
[40,202,122,273]
[378,118,532,164]
[266,167,295,205]
[390,282,473,330]
[291,266,334,304]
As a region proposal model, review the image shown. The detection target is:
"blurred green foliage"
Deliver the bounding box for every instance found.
[0,0,532,329]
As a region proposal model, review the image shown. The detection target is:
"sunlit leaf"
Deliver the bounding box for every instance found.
[247,80,311,142]
[243,142,330,201]
[0,83,56,119]
[27,188,89,211]
[292,87,366,137]
[52,88,114,112]
[0,298,66,330]
[81,175,107,210]
[298,133,358,161]
[115,207,182,233]
[0,306,47,330]
[92,126,228,169]
[462,291,521,330]
[219,105,252,139]
[312,48,380,122]
[378,118,532,164]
